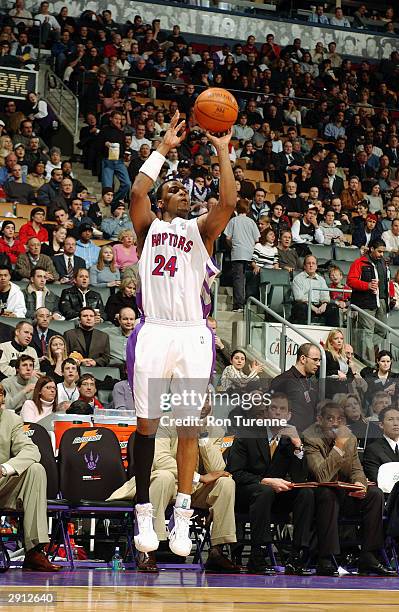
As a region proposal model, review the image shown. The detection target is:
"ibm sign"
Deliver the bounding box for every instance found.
[0,67,38,100]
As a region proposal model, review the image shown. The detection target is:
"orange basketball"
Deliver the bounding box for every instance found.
[194,87,238,133]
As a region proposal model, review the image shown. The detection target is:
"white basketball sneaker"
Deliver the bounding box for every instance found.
[134,503,159,553]
[168,507,193,557]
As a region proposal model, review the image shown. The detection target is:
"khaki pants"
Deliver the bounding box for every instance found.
[0,463,48,551]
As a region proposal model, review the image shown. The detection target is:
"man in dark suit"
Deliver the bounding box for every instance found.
[363,406,399,483]
[325,161,344,197]
[304,401,395,577]
[30,307,58,359]
[384,135,399,169]
[228,392,314,575]
[349,150,376,192]
[276,141,303,183]
[52,236,86,284]
[64,307,110,366]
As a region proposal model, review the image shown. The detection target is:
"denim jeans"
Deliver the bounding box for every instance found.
[101,159,131,203]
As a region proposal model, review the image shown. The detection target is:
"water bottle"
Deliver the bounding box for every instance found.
[111,546,124,571]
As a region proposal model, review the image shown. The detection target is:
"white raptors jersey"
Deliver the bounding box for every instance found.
[137,217,218,322]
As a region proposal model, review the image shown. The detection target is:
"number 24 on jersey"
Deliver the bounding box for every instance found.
[152,255,178,277]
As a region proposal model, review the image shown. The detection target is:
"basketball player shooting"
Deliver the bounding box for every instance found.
[128,110,236,557]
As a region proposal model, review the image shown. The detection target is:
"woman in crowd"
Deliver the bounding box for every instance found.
[337,393,372,449]
[42,225,67,257]
[56,357,80,405]
[20,376,58,423]
[247,227,279,299]
[323,329,355,397]
[41,335,68,384]
[0,135,13,165]
[219,349,263,392]
[0,220,25,266]
[365,182,384,213]
[112,229,138,272]
[360,349,399,408]
[239,141,255,163]
[90,244,121,288]
[319,209,345,245]
[105,277,139,324]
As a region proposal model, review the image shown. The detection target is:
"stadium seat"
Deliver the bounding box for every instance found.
[309,244,333,262]
[88,285,111,304]
[80,366,121,381]
[334,246,361,262]
[259,268,291,317]
[17,204,45,219]
[48,319,76,334]
[260,182,282,195]
[48,283,67,298]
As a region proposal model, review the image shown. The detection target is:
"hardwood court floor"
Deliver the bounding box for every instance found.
[1,571,399,611]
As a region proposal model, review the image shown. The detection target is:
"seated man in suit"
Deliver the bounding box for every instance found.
[228,392,314,575]
[52,236,86,284]
[0,383,60,571]
[64,307,110,366]
[304,401,395,577]
[108,414,239,574]
[22,268,62,321]
[30,307,58,359]
[59,268,106,321]
[363,406,399,484]
[15,238,59,283]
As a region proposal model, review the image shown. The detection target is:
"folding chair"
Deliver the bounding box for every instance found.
[58,427,135,569]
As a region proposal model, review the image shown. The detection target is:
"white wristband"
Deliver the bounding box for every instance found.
[139,150,166,183]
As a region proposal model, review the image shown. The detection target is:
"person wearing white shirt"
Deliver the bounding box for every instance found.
[131,124,152,151]
[34,1,61,46]
[329,7,351,27]
[56,358,80,405]
[291,208,324,245]
[291,255,339,325]
[382,219,399,262]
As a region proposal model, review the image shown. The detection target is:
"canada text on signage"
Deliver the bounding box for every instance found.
[0,67,38,100]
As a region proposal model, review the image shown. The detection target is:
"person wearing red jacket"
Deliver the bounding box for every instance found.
[0,220,25,265]
[18,207,49,247]
[347,238,389,365]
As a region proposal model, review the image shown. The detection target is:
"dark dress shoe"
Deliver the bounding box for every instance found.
[136,551,158,573]
[358,562,397,577]
[247,554,275,575]
[205,549,242,573]
[285,558,313,576]
[358,552,397,577]
[23,550,61,572]
[316,563,339,577]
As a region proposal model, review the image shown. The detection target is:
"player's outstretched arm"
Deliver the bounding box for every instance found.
[198,130,237,255]
[130,110,186,240]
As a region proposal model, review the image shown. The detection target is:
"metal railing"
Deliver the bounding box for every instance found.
[307,287,352,325]
[43,68,79,139]
[346,303,399,352]
[245,296,327,398]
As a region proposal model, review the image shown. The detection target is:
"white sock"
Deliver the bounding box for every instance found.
[175,492,191,510]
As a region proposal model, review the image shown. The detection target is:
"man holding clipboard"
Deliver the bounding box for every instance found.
[304,401,395,577]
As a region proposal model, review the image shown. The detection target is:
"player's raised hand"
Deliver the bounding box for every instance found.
[206,128,233,150]
[160,110,186,150]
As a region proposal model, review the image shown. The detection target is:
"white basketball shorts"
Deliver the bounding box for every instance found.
[126,318,215,419]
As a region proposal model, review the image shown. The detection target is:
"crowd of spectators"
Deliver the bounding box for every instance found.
[1,0,399,578]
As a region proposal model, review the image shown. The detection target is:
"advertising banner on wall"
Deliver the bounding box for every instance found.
[25,0,399,60]
[0,67,38,100]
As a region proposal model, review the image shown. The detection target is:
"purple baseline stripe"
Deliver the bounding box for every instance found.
[126,318,145,394]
